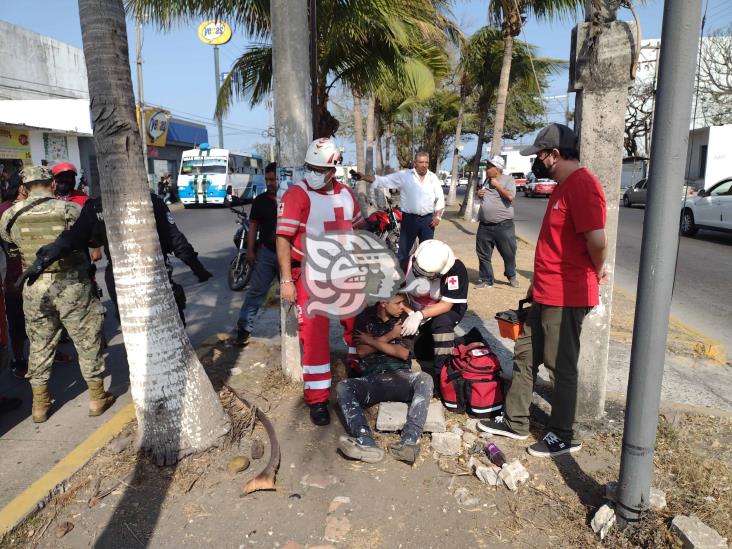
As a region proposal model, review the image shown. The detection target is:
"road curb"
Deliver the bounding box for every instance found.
[515,231,726,364]
[0,331,231,540]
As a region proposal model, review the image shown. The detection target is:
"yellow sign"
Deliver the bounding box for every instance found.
[135,107,171,147]
[197,20,232,45]
[0,127,32,160]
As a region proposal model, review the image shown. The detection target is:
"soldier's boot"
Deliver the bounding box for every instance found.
[31,384,51,423]
[87,379,115,417]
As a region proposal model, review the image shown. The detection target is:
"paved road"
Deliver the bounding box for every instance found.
[512,194,732,351]
[0,206,243,509]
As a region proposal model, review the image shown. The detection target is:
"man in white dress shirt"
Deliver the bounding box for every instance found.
[355,152,445,270]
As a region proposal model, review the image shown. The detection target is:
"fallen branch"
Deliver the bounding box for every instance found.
[224,384,280,494]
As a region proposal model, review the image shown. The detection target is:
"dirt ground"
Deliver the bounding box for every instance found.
[4,334,730,549]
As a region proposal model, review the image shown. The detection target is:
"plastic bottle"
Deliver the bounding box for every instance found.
[485,442,507,468]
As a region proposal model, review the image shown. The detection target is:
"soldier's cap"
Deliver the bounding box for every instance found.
[20,165,53,185]
[520,123,578,156]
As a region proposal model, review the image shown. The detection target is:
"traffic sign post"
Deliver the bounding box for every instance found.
[197,20,232,149]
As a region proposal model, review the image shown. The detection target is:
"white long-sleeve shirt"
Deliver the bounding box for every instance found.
[372,169,445,216]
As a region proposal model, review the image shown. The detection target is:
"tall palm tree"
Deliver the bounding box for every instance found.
[80,0,229,465]
[459,25,562,219]
[487,0,582,157]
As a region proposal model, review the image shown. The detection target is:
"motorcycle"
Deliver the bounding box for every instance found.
[365,196,402,255]
[228,206,252,291]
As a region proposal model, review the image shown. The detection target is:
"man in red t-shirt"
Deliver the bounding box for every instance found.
[478,124,607,458]
[276,138,365,426]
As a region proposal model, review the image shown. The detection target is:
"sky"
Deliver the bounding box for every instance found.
[2,0,731,167]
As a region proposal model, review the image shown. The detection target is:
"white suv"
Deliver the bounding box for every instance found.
[680,177,732,236]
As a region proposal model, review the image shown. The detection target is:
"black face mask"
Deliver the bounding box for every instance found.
[55,181,75,196]
[531,155,552,180]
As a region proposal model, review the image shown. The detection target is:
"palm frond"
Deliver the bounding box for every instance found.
[215,43,271,117]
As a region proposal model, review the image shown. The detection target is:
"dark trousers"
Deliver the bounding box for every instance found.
[414,308,465,389]
[399,213,434,271]
[503,303,590,444]
[336,369,433,440]
[4,288,27,360]
[237,246,279,333]
[475,220,517,284]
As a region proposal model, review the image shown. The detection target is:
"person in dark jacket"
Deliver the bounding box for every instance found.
[17,193,212,325]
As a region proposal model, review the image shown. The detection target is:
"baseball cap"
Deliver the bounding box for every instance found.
[486,155,506,171]
[520,123,578,156]
[51,162,78,176]
[20,165,53,185]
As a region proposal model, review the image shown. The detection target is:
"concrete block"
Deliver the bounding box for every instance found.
[431,432,462,456]
[375,400,446,433]
[671,515,728,549]
[591,504,616,540]
[375,402,408,432]
[469,457,501,486]
[498,460,529,491]
[424,401,446,433]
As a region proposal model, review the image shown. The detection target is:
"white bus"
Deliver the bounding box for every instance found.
[177,144,266,207]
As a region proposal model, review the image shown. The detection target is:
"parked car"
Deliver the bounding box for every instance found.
[458,178,469,187]
[680,177,732,236]
[511,172,527,191]
[524,178,557,198]
[623,178,647,207]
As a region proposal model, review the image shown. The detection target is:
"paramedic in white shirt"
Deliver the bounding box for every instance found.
[355,151,445,269]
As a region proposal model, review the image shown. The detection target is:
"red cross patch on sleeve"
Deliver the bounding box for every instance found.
[447,276,459,290]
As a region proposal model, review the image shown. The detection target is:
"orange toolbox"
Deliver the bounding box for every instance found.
[495,299,531,341]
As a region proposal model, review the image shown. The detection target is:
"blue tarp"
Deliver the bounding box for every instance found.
[167,118,208,147]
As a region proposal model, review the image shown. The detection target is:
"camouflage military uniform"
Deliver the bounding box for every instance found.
[0,171,105,388]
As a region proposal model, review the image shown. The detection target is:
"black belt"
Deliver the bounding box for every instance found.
[402,212,433,218]
[480,219,514,226]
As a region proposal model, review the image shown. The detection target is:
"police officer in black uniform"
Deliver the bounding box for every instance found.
[18,193,212,325]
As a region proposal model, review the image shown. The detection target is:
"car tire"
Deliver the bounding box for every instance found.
[680,209,698,237]
[623,195,632,208]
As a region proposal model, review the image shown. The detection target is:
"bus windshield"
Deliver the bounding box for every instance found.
[180,158,227,175]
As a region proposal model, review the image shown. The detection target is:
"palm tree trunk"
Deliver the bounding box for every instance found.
[385,124,393,171]
[447,85,466,206]
[353,91,365,172]
[352,90,372,215]
[489,33,514,157]
[78,0,229,465]
[462,107,488,221]
[365,96,375,176]
[374,102,384,175]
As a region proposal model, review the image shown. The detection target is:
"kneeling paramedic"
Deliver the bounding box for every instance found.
[336,293,432,465]
[402,240,468,385]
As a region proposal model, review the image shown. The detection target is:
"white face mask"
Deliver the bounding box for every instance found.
[304,169,327,190]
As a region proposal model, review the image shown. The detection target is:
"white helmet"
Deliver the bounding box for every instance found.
[412,240,455,279]
[304,137,341,168]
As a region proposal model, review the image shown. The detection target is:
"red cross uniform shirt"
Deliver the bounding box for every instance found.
[405,258,469,316]
[275,180,364,261]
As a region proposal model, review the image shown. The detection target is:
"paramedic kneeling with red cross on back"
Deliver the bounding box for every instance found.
[402,240,468,386]
[276,137,365,426]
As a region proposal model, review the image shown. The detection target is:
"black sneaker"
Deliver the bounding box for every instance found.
[235,329,250,347]
[527,431,581,457]
[477,415,528,440]
[309,402,331,426]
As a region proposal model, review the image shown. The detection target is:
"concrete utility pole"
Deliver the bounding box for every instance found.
[569,1,636,420]
[135,18,149,187]
[271,0,312,381]
[617,0,702,523]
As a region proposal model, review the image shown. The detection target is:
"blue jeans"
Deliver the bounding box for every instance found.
[237,246,279,333]
[399,213,434,271]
